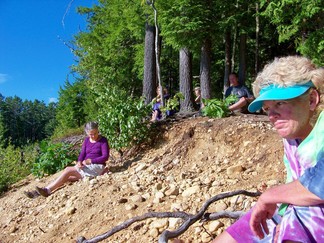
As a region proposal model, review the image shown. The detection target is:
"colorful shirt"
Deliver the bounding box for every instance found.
[78,136,109,165]
[226,111,324,242]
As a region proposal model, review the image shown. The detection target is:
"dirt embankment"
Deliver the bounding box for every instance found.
[0,114,285,243]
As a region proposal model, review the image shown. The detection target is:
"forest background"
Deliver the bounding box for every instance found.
[0,0,323,193]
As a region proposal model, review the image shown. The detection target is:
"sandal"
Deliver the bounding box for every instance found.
[35,186,50,197]
[24,190,40,199]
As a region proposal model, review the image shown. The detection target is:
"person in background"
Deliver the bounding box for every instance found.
[151,86,170,122]
[213,56,324,242]
[225,72,254,113]
[25,121,109,198]
[194,86,203,110]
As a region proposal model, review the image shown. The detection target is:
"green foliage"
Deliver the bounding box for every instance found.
[158,0,212,51]
[0,96,57,147]
[0,144,38,194]
[94,85,151,154]
[261,0,324,65]
[160,92,184,113]
[55,79,90,131]
[31,141,78,178]
[297,30,324,66]
[201,95,237,118]
[74,1,145,96]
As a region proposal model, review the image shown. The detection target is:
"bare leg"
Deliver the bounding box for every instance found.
[212,231,237,243]
[46,166,82,193]
[151,110,159,122]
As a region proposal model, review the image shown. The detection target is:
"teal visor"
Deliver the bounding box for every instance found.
[248,81,314,112]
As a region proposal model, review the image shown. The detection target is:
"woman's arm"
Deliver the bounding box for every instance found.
[78,138,87,162]
[261,180,323,206]
[250,180,324,239]
[90,138,109,164]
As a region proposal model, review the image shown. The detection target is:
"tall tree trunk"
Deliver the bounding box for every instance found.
[231,26,237,73]
[255,2,260,75]
[224,30,231,97]
[149,0,164,107]
[238,33,247,85]
[143,23,156,105]
[179,48,194,112]
[200,38,212,100]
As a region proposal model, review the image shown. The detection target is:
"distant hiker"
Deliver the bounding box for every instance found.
[25,121,109,198]
[213,56,324,242]
[194,86,203,110]
[225,72,254,113]
[151,86,170,122]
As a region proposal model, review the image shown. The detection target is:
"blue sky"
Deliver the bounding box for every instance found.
[0,0,98,104]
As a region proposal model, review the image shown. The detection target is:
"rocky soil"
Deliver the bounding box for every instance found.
[0,114,286,243]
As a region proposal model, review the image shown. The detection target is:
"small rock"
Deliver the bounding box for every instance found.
[9,225,18,233]
[208,220,224,232]
[150,218,169,229]
[130,195,144,203]
[125,203,137,211]
[165,186,179,196]
[201,232,212,242]
[118,198,128,204]
[135,163,148,173]
[65,206,76,215]
[168,218,181,229]
[182,185,200,197]
[155,183,163,190]
[170,203,182,211]
[149,228,159,237]
[227,165,245,175]
[155,191,165,199]
[214,201,228,211]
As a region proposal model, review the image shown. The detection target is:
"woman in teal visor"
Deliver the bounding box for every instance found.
[213,56,324,243]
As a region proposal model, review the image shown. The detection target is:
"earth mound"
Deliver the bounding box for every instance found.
[0,114,285,243]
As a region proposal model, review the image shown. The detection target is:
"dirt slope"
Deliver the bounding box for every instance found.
[0,114,285,243]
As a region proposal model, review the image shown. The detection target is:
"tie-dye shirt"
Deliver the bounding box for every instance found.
[298,111,324,199]
[226,111,324,242]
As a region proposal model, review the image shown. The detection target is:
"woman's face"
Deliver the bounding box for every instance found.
[262,90,318,140]
[87,129,99,141]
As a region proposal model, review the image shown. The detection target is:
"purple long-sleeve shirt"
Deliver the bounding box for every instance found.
[78,136,109,165]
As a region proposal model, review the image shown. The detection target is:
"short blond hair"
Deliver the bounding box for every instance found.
[253,56,324,116]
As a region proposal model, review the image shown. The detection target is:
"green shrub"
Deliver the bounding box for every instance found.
[0,143,38,194]
[95,85,151,156]
[31,141,78,178]
[201,95,237,118]
[160,92,184,114]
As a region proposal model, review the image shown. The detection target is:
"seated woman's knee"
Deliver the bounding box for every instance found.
[64,166,77,174]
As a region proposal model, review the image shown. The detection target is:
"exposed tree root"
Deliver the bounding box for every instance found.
[77,189,261,243]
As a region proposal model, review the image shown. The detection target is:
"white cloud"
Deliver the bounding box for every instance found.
[48,97,58,103]
[0,73,9,84]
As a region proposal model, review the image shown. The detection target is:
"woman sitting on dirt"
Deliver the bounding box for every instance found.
[213,56,324,242]
[25,121,110,198]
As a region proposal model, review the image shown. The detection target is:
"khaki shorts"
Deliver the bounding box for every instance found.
[76,164,105,178]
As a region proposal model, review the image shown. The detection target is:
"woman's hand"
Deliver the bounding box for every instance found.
[249,196,277,239]
[77,161,84,168]
[82,159,91,166]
